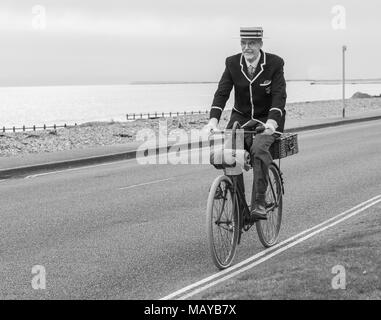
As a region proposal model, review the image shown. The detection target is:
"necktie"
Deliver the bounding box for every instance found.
[248,65,255,79]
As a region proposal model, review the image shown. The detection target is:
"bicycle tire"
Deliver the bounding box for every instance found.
[206,175,240,269]
[256,163,283,247]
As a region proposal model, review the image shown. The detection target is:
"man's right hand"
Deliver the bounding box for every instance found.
[203,118,219,134]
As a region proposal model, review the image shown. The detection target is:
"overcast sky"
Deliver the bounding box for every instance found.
[0,0,380,86]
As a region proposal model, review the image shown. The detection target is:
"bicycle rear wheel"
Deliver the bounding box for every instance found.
[206,175,239,269]
[256,163,283,247]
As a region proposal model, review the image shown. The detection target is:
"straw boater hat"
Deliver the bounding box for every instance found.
[239,27,265,39]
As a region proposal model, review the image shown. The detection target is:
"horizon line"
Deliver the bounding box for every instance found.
[1,78,381,88]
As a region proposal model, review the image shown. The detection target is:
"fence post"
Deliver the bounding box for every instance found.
[133,113,135,120]
[13,126,15,132]
[2,127,5,132]
[22,125,25,131]
[140,113,142,119]
[127,114,129,120]
[162,112,164,117]
[54,124,56,130]
[155,112,157,117]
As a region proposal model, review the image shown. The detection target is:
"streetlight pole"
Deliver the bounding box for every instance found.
[342,45,347,118]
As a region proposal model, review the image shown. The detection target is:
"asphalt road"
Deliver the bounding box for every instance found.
[0,120,380,299]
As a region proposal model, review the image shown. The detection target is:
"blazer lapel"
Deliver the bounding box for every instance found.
[240,55,251,82]
[251,50,266,83]
[239,50,266,84]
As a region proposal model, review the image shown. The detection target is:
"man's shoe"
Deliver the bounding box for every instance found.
[250,203,267,220]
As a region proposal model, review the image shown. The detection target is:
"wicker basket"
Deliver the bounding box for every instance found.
[270,133,299,160]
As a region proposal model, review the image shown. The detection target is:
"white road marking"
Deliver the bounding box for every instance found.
[118,178,173,190]
[160,194,381,300]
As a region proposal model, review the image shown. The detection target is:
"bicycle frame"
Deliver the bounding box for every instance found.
[209,120,284,243]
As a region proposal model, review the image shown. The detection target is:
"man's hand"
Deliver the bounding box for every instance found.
[262,119,278,135]
[203,118,219,134]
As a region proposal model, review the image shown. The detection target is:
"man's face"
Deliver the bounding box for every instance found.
[241,38,262,60]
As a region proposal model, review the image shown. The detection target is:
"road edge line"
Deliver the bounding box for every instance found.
[160,194,381,300]
[177,197,381,299]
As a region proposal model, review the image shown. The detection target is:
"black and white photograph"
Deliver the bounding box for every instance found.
[0,0,380,305]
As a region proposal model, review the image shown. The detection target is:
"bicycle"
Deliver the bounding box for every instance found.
[206,121,285,270]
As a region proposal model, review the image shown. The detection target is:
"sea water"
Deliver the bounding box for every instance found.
[0,81,380,127]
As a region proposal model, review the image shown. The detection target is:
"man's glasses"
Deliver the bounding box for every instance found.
[241,40,261,48]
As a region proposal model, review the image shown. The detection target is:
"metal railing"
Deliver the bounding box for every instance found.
[1,123,77,133]
[126,110,209,120]
[2,109,211,132]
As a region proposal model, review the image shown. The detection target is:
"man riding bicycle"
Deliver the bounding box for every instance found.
[205,27,287,221]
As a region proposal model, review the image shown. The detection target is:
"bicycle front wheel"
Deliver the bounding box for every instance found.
[256,163,283,247]
[206,175,239,270]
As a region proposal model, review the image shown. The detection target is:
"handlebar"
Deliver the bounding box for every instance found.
[208,118,282,136]
[208,121,268,150]
[208,124,266,136]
